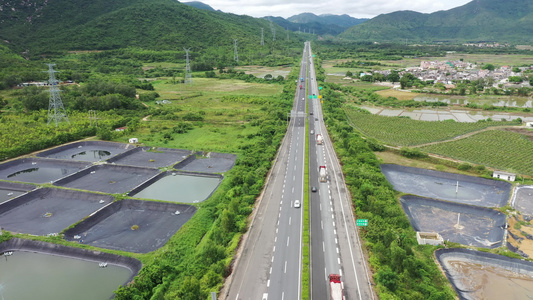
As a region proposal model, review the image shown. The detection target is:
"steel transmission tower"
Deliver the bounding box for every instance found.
[184,48,192,85]
[269,19,276,41]
[46,64,69,126]
[233,39,239,63]
[261,28,264,46]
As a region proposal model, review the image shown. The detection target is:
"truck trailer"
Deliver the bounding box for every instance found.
[319,165,327,182]
[316,134,323,145]
[329,274,343,300]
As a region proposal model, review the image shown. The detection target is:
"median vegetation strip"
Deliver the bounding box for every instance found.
[302,87,311,300]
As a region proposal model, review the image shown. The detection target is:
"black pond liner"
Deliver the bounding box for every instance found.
[0,238,142,299]
[0,187,114,235]
[107,146,192,168]
[0,181,36,204]
[174,151,237,173]
[64,199,197,253]
[513,186,533,216]
[435,248,533,300]
[54,164,160,194]
[128,170,223,203]
[401,195,505,248]
[381,164,511,208]
[0,157,90,184]
[36,140,132,162]
[0,181,36,192]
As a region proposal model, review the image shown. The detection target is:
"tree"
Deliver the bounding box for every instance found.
[434,82,446,91]
[373,73,385,82]
[264,74,273,80]
[360,74,374,82]
[386,72,400,83]
[509,76,523,83]
[179,277,203,300]
[376,268,399,292]
[482,63,495,71]
[346,71,353,77]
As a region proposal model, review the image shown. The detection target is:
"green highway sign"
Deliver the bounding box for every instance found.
[319,86,322,90]
[356,219,368,226]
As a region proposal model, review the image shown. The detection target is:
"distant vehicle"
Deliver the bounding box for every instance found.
[300,84,303,89]
[301,77,304,82]
[311,186,317,192]
[315,118,319,121]
[329,274,343,300]
[310,130,314,135]
[316,134,324,145]
[319,166,327,182]
[294,200,301,208]
[310,112,313,115]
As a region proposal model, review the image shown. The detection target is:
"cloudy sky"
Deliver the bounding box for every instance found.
[195,0,473,18]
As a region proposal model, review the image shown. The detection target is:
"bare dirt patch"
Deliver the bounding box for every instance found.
[376,89,416,101]
[508,214,533,257]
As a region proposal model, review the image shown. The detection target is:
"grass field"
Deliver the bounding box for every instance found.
[131,78,285,153]
[152,77,283,100]
[344,106,512,146]
[419,129,533,176]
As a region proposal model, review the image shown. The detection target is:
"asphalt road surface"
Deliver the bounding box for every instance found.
[307,45,374,300]
[223,42,374,300]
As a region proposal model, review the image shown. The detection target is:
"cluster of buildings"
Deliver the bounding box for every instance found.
[462,42,510,48]
[374,60,532,88]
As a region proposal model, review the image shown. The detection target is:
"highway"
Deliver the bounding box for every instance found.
[307,44,374,300]
[224,42,309,300]
[223,42,374,300]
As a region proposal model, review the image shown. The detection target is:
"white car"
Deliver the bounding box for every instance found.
[294,200,301,208]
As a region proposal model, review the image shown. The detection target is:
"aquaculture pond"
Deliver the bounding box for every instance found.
[0,251,132,300]
[132,173,221,203]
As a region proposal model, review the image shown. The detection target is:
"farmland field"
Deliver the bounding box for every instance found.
[420,130,533,176]
[344,106,514,146]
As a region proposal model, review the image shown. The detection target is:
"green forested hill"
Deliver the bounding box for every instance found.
[0,0,294,54]
[340,0,533,43]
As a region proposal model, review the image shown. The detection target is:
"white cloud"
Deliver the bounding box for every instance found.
[196,0,472,18]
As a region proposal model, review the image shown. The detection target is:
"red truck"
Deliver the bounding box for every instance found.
[329,274,344,300]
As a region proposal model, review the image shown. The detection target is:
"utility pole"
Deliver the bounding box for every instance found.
[184,48,192,85]
[45,64,69,127]
[261,28,264,46]
[234,39,239,63]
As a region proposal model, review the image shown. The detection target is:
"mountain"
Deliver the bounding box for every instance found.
[183,1,216,12]
[0,0,294,54]
[340,0,533,43]
[288,13,367,28]
[268,13,368,36]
